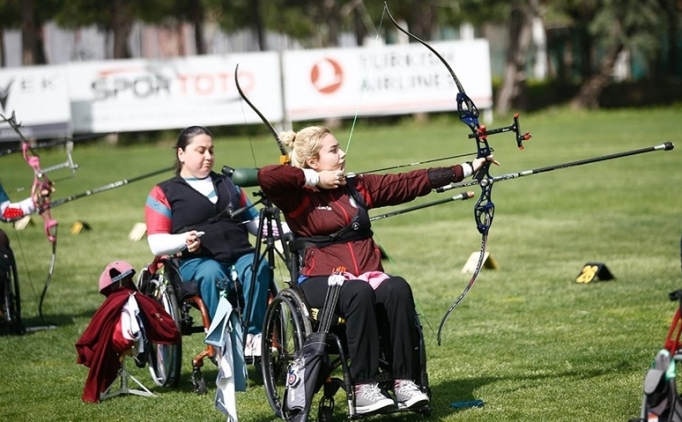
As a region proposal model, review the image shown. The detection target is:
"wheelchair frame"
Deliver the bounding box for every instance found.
[0,246,23,335]
[137,250,282,395]
[136,255,216,394]
[260,238,432,421]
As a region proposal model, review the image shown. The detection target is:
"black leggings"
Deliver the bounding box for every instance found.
[300,275,418,384]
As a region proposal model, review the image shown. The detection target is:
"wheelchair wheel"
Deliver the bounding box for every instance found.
[138,265,183,387]
[0,248,23,335]
[261,289,312,417]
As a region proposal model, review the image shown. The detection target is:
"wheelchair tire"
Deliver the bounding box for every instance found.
[261,289,312,417]
[138,267,183,388]
[0,248,23,335]
[318,405,334,422]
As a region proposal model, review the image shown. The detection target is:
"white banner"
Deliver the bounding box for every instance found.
[0,66,71,141]
[282,40,492,121]
[68,53,283,133]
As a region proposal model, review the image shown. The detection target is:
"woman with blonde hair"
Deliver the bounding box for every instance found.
[258,125,495,415]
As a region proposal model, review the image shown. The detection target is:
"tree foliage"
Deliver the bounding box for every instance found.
[1,0,680,109]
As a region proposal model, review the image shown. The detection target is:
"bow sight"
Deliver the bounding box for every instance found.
[467,113,531,149]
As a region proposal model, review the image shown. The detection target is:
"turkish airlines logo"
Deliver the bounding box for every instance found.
[0,79,13,112]
[310,58,343,94]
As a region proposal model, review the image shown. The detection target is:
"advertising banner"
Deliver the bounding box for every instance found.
[68,53,283,133]
[0,66,71,141]
[282,40,492,121]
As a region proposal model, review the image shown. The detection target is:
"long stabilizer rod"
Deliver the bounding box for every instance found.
[48,166,173,209]
[437,142,675,193]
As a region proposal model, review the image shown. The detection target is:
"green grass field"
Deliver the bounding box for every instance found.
[0,106,680,421]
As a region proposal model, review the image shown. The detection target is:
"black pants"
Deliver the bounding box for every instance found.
[300,275,418,384]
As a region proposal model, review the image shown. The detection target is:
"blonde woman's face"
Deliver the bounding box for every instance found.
[178,134,214,179]
[307,133,346,172]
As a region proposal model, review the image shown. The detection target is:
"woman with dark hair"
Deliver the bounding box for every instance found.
[144,126,272,358]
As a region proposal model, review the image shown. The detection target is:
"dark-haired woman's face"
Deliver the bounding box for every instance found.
[177,134,214,179]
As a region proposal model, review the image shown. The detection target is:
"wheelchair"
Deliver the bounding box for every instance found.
[260,237,432,421]
[136,255,218,394]
[0,245,23,335]
[137,253,280,394]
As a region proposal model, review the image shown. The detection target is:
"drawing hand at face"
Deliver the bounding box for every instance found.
[317,170,347,189]
[307,132,347,190]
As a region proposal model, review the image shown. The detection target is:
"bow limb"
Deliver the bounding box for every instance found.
[437,230,488,346]
[384,4,479,128]
[234,64,290,165]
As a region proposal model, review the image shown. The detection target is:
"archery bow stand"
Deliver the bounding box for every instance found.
[241,189,290,364]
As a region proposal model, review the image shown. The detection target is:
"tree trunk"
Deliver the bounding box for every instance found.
[409,0,433,41]
[35,25,46,64]
[323,0,339,47]
[191,0,206,55]
[495,2,533,116]
[338,0,367,46]
[569,43,623,109]
[21,0,36,65]
[251,0,266,51]
[352,8,367,46]
[111,0,132,59]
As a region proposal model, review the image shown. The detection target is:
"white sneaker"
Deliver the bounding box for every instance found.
[244,333,262,358]
[354,383,395,414]
[394,379,429,410]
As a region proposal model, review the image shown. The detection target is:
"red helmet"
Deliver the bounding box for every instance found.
[98,260,136,295]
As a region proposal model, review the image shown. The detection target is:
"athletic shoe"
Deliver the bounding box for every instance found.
[354,382,395,414]
[244,333,262,358]
[394,379,429,410]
